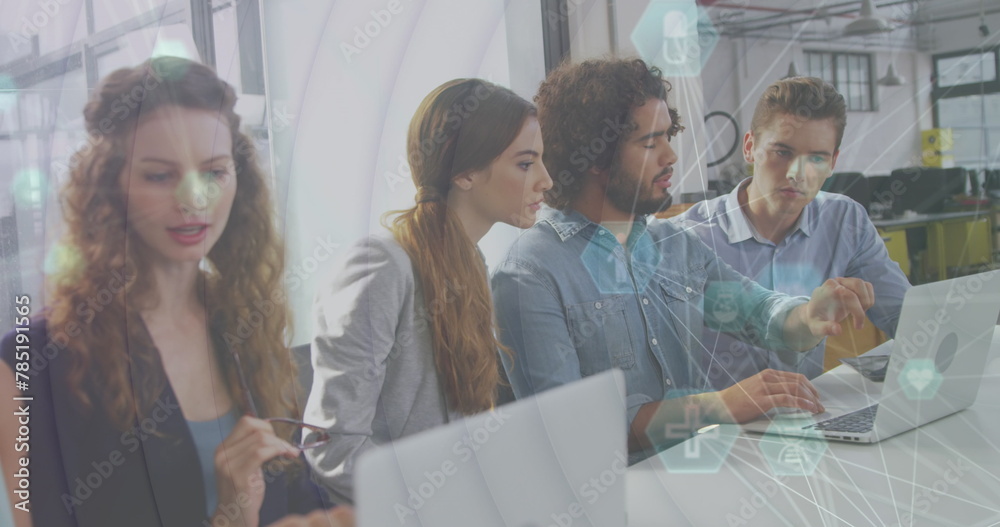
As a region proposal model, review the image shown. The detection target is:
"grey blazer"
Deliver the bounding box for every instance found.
[303,234,460,504]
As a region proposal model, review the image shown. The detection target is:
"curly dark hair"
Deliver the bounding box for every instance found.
[534,58,683,210]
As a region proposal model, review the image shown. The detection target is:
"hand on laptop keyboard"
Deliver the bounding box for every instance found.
[715,369,825,423]
[809,405,878,433]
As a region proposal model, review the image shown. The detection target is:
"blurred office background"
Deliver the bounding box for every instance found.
[1,0,998,345]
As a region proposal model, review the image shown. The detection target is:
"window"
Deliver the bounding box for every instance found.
[932,47,1000,170]
[805,51,874,111]
[936,49,998,89]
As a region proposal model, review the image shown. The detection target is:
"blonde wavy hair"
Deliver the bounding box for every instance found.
[46,57,298,435]
[386,79,534,415]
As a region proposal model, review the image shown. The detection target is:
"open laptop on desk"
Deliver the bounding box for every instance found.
[743,271,1000,443]
[355,369,627,527]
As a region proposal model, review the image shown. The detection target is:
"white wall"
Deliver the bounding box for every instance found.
[262,0,546,345]
[567,0,613,60]
[505,0,547,101]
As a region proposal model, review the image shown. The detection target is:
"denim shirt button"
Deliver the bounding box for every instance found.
[665,378,672,386]
[642,298,649,305]
[685,286,694,294]
[651,338,658,346]
[595,301,602,309]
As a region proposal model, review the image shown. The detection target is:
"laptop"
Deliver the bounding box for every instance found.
[743,271,1000,443]
[355,369,627,527]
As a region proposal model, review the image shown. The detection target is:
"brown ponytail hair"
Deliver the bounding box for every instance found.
[46,56,298,435]
[386,79,534,415]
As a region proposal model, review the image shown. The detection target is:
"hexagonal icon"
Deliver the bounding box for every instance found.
[152,38,198,61]
[704,280,744,329]
[11,167,48,210]
[898,358,943,400]
[43,241,85,278]
[580,234,633,294]
[647,389,739,474]
[630,0,720,78]
[580,228,661,295]
[759,418,828,476]
[625,230,662,293]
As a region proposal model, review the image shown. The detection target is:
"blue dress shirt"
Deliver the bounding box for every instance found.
[491,207,809,449]
[670,179,911,388]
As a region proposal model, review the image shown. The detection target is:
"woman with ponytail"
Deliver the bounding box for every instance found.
[303,79,552,503]
[0,57,352,527]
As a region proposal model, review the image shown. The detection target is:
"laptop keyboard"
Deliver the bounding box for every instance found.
[807,404,878,434]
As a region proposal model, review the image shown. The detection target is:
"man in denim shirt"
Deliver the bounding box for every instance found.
[671,77,910,389]
[491,58,875,460]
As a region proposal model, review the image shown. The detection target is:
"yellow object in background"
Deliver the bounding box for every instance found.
[879,229,911,278]
[656,203,696,219]
[824,317,887,372]
[925,217,993,278]
[922,128,955,168]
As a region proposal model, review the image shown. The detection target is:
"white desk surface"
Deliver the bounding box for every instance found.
[627,327,1000,527]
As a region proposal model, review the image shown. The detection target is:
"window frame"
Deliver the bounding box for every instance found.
[931,47,1000,169]
[931,46,1000,127]
[805,50,876,112]
[540,0,571,74]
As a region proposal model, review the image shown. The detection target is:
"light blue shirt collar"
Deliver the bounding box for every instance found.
[668,179,911,384]
[541,207,651,248]
[721,178,813,246]
[541,207,592,241]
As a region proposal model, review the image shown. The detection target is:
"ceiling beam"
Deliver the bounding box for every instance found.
[712,0,916,35]
[710,0,915,30]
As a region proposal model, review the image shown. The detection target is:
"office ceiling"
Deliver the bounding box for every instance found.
[701,0,998,48]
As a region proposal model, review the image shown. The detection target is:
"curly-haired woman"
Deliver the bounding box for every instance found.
[0,57,351,527]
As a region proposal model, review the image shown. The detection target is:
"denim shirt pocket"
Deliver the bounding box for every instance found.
[656,266,709,352]
[565,295,636,374]
[656,264,707,304]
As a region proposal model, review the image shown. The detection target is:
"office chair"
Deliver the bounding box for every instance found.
[889,167,965,216]
[823,172,870,210]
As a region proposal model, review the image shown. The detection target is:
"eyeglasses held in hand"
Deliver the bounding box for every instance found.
[230,351,332,450]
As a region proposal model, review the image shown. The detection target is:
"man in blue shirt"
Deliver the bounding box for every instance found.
[491,58,875,459]
[671,77,910,389]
